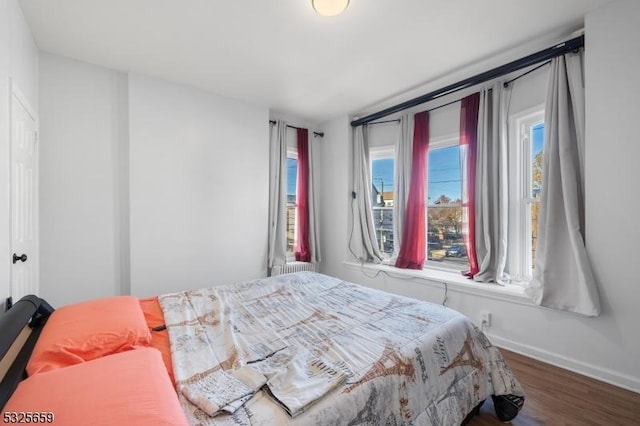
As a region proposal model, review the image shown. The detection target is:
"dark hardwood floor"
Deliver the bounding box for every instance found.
[468,349,640,425]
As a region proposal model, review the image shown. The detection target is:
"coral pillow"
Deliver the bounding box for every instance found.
[27,296,152,375]
[139,297,175,385]
[5,348,187,426]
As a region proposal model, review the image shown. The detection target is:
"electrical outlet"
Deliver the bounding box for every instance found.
[481,312,492,328]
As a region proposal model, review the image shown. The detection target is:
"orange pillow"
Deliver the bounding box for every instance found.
[27,296,152,375]
[139,297,175,385]
[5,348,187,426]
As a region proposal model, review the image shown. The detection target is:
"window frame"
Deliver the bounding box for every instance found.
[286,149,298,260]
[370,146,395,207]
[356,103,549,294]
[370,146,396,256]
[424,133,467,271]
[508,105,545,282]
[370,146,395,162]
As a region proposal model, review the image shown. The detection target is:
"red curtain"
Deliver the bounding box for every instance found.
[395,111,429,269]
[295,128,311,262]
[460,93,480,277]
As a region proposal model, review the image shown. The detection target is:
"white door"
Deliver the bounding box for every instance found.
[10,86,39,300]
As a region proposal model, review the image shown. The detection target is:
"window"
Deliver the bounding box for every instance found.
[426,137,468,271]
[530,122,544,270]
[363,104,545,281]
[371,150,395,255]
[286,154,298,254]
[509,107,545,281]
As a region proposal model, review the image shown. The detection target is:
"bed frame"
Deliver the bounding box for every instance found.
[0,295,54,410]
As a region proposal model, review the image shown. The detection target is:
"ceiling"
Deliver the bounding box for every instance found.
[19,0,613,123]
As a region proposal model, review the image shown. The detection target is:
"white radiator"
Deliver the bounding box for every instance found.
[271,262,317,276]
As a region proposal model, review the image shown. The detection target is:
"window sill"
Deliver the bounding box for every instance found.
[343,261,536,306]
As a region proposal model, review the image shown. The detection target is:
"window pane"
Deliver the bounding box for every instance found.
[371,158,394,254]
[426,146,467,271]
[427,206,467,271]
[531,123,544,199]
[428,146,461,204]
[286,157,297,253]
[531,202,539,269]
[530,122,544,269]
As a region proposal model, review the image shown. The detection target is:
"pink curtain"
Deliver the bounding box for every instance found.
[295,128,311,262]
[460,93,480,277]
[395,111,429,269]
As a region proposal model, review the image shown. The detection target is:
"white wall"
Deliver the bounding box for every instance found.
[39,54,128,308]
[318,0,640,392]
[128,74,269,298]
[0,0,38,309]
[7,0,38,107]
[584,0,640,387]
[317,117,351,273]
[39,60,270,305]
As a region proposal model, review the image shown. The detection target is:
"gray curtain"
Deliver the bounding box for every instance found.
[527,52,600,316]
[390,114,413,263]
[267,120,287,270]
[308,139,321,263]
[350,125,383,263]
[474,83,510,283]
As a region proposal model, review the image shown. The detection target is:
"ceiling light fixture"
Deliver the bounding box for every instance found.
[312,0,349,16]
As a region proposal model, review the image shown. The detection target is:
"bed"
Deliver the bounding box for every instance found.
[0,272,524,425]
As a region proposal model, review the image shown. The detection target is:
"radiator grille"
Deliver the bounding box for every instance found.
[271,262,317,276]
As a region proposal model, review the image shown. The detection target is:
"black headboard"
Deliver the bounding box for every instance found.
[0,296,54,410]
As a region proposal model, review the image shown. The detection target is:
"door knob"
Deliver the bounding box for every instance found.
[12,253,27,264]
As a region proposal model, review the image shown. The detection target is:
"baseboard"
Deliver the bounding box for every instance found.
[489,334,640,394]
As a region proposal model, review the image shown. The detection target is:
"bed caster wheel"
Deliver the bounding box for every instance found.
[492,394,524,422]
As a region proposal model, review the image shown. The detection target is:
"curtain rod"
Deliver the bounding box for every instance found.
[351,35,584,127]
[269,120,324,138]
[368,118,401,125]
[503,60,551,88]
[369,93,472,126]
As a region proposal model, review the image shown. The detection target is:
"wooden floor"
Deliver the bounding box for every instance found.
[468,349,640,426]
